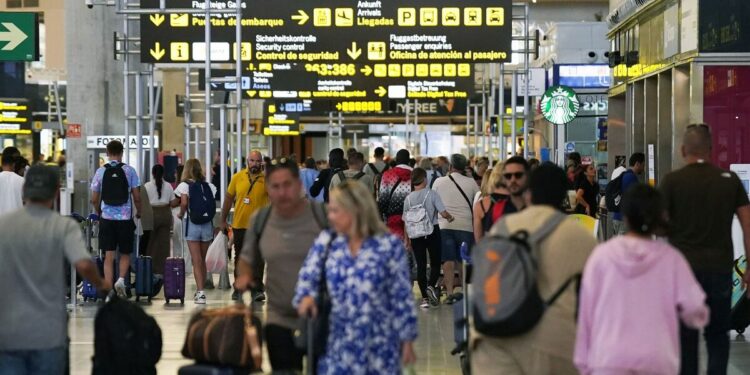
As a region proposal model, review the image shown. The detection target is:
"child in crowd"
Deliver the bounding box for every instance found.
[574,184,709,375]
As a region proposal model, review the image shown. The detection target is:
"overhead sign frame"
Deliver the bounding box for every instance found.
[139,0,512,64]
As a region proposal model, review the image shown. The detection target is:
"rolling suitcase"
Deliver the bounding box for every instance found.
[134,228,155,303]
[164,220,187,305]
[732,256,750,334]
[82,217,105,302]
[177,364,247,375]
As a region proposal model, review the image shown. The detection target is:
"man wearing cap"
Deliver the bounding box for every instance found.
[432,154,480,304]
[0,165,110,373]
[0,146,24,215]
[377,149,414,238]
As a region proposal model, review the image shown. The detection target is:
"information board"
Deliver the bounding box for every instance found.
[140,0,511,64]
[200,62,474,100]
[0,98,31,134]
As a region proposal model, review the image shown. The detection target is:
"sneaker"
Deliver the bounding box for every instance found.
[204,276,215,290]
[420,299,430,309]
[426,286,440,307]
[445,293,460,305]
[252,290,266,302]
[231,289,240,301]
[114,278,127,298]
[194,291,207,305]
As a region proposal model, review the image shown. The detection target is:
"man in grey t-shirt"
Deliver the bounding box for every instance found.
[235,157,327,373]
[0,166,110,374]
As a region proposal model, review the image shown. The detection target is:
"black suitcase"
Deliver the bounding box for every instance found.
[178,364,248,375]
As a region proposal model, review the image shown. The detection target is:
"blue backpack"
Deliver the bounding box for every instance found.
[188,181,216,225]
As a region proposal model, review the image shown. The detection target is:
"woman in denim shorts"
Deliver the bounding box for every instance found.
[175,159,217,304]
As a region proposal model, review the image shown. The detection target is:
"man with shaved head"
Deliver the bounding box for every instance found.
[220,150,270,301]
[660,124,750,375]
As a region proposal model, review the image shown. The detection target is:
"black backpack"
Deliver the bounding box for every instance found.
[604,170,633,212]
[188,181,216,224]
[92,296,162,375]
[101,163,130,206]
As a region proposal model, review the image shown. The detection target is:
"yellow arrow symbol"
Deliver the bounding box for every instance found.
[360,65,373,76]
[375,86,387,97]
[246,90,257,98]
[149,42,165,61]
[336,103,342,110]
[347,42,362,60]
[291,10,309,25]
[150,14,165,26]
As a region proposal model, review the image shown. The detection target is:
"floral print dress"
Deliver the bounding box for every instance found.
[293,230,418,375]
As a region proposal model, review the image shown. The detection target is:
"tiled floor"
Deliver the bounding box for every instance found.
[68,275,750,374]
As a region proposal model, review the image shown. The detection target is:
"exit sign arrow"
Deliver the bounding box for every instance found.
[0,22,28,51]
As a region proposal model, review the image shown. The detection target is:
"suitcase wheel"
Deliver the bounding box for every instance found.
[738,328,745,335]
[165,299,169,304]
[180,298,184,305]
[147,296,152,302]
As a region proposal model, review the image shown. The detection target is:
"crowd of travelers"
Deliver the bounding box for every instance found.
[1,123,750,375]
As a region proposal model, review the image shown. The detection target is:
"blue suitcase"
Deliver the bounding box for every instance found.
[134,234,154,302]
[82,255,104,302]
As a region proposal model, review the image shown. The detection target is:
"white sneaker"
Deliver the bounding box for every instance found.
[114,278,127,298]
[194,291,206,305]
[420,298,430,309]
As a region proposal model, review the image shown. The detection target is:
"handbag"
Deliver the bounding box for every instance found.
[181,303,263,370]
[294,234,336,359]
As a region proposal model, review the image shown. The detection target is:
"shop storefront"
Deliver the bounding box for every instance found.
[606,0,750,184]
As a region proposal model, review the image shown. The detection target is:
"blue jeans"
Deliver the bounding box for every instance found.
[680,272,732,375]
[0,346,66,375]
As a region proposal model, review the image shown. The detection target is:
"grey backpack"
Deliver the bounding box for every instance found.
[471,212,579,337]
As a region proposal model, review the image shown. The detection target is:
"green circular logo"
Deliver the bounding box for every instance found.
[541,85,580,125]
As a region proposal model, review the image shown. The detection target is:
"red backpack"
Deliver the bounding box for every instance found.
[481,196,509,233]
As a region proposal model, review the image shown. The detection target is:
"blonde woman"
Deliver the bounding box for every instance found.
[294,180,418,374]
[175,158,217,304]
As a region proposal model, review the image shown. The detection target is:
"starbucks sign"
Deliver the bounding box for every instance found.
[541,85,580,125]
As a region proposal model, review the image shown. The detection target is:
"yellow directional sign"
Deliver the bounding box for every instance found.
[170,42,188,61]
[444,63,456,77]
[246,90,257,98]
[313,8,331,27]
[398,8,417,26]
[150,42,165,61]
[430,64,443,77]
[170,14,189,27]
[416,64,429,77]
[402,64,415,77]
[149,14,165,27]
[367,42,386,61]
[442,8,461,26]
[360,65,373,76]
[335,8,354,27]
[458,63,471,77]
[486,7,505,26]
[375,86,387,97]
[420,8,439,26]
[388,64,401,77]
[233,42,252,61]
[464,8,482,26]
[291,10,309,25]
[346,41,361,60]
[373,64,387,77]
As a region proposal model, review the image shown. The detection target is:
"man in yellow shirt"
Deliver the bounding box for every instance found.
[220,150,270,301]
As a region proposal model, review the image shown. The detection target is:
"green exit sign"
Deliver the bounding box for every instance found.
[0,12,39,62]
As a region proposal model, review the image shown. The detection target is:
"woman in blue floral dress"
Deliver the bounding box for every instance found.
[294,180,418,375]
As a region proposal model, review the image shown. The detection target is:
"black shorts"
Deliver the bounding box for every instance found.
[99,219,136,254]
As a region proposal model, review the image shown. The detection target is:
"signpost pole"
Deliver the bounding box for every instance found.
[522,4,530,159]
[136,72,144,179]
[327,112,333,152]
[489,64,496,165]
[414,100,419,155]
[465,100,470,156]
[123,3,130,164]
[482,68,488,158]
[404,99,410,152]
[511,70,517,156]
[204,5,213,178]
[499,64,506,159]
[338,112,343,150]
[184,67,191,161]
[235,2,243,175]
[148,65,156,172]
[219,105,227,208]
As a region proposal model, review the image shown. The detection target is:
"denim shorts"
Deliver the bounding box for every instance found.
[440,229,474,262]
[185,221,214,242]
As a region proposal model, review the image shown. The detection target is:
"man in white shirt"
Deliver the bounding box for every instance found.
[0,147,24,215]
[432,154,480,304]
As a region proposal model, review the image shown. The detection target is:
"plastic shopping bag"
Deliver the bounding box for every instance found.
[206,232,228,273]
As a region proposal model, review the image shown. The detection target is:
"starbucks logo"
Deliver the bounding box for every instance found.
[541,86,580,125]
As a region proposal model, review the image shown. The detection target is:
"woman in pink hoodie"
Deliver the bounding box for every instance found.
[574,184,709,375]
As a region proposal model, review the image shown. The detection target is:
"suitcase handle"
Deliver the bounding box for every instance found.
[736,259,746,279]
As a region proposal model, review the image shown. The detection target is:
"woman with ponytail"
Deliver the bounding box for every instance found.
[574,184,708,375]
[144,164,175,277]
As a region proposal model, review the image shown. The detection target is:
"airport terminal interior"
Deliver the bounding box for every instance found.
[2,0,750,374]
